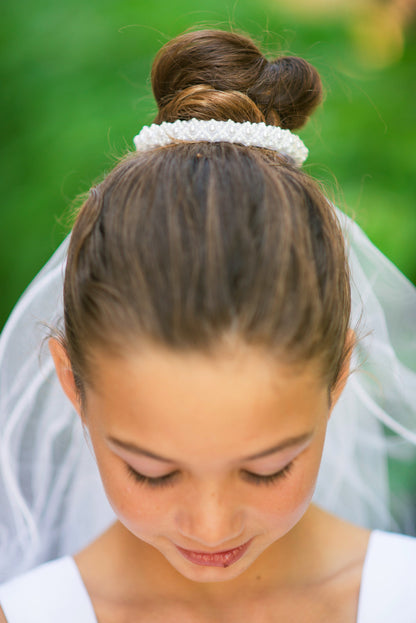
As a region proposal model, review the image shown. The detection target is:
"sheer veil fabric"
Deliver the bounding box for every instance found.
[0,209,415,581]
[0,239,115,581]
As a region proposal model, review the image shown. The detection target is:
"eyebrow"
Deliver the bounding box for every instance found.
[107,431,314,463]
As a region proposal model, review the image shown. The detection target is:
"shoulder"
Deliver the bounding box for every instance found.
[0,557,97,623]
[357,530,416,623]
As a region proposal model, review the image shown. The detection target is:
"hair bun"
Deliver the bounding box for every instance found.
[151,30,322,130]
[153,85,265,124]
[248,56,322,129]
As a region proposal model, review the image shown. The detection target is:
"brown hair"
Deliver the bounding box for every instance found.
[63,29,350,394]
[151,30,322,128]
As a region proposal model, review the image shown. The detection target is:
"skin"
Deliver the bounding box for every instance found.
[41,332,370,622]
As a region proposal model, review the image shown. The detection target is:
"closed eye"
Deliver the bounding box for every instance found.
[126,465,179,488]
[242,462,294,485]
[126,461,295,489]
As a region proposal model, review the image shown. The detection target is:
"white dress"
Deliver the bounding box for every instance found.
[0,530,415,622]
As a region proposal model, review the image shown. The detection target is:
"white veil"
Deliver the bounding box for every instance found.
[0,239,115,581]
[315,211,416,533]
[0,209,415,582]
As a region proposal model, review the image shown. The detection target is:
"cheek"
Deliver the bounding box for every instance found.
[254,420,327,528]
[254,447,323,531]
[104,468,171,538]
[91,443,168,533]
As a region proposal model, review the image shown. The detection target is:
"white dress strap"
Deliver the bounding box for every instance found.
[357,530,416,622]
[0,557,97,623]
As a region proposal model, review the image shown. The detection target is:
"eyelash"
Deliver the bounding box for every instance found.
[126,462,295,489]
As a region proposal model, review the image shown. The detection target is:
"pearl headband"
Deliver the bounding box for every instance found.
[133,119,308,167]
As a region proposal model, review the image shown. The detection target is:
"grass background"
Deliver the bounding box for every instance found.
[1,0,415,330]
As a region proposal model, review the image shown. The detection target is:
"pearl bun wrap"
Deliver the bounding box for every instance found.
[133,119,308,167]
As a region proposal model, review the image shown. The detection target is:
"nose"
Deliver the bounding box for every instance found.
[175,478,245,549]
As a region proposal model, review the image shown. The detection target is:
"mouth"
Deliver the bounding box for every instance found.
[175,539,253,568]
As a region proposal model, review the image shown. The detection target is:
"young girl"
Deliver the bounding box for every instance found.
[0,29,415,622]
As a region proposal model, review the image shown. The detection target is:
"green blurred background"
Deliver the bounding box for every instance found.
[1,0,415,330]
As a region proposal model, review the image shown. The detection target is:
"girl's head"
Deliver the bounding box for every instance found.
[51,29,352,582]
[62,30,349,393]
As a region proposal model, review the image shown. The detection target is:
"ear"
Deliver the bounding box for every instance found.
[49,337,82,416]
[329,329,356,414]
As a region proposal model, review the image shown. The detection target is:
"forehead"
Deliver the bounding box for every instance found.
[85,341,328,463]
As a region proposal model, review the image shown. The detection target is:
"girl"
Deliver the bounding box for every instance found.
[0,29,415,622]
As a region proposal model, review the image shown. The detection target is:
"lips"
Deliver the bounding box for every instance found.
[175,539,252,568]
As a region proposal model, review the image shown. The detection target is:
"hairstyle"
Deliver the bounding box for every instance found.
[63,29,351,395]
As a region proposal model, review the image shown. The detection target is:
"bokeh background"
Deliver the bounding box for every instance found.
[1,0,415,330]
